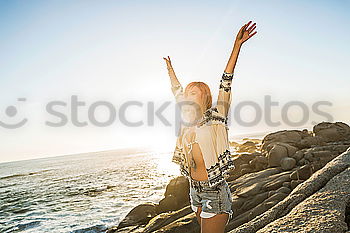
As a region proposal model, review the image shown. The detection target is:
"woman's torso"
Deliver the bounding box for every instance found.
[181,126,209,181]
[173,105,235,188]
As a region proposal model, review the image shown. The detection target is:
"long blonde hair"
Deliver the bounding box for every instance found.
[184,82,212,114]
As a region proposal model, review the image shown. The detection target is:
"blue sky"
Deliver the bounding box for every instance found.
[0,0,349,163]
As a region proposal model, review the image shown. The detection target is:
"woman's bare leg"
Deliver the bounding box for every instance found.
[201,213,229,233]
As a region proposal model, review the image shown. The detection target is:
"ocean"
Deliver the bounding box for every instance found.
[0,149,180,233]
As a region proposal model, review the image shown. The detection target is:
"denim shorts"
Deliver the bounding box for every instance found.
[189,177,234,225]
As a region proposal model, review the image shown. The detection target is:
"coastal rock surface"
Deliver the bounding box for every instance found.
[107,121,350,233]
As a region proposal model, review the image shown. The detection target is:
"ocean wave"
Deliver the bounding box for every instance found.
[8,220,41,232]
[70,224,107,233]
[0,169,53,180]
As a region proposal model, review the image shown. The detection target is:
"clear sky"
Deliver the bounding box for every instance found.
[0,0,349,163]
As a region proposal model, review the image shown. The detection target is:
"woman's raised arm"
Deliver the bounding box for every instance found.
[216,21,257,117]
[163,56,184,103]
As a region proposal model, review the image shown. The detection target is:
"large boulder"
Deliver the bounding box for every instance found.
[249,156,268,171]
[299,135,326,148]
[280,157,297,171]
[261,130,311,153]
[267,142,298,167]
[157,176,190,213]
[313,121,350,142]
[116,203,158,230]
[142,206,194,233]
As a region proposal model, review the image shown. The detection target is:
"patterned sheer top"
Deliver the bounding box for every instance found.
[170,71,236,188]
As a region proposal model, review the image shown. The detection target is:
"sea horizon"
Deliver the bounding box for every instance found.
[0,128,287,165]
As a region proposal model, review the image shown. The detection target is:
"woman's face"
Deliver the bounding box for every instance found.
[182,86,203,124]
[185,86,203,107]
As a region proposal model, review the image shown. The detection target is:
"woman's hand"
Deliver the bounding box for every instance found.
[235,21,257,46]
[164,55,182,92]
[163,56,173,69]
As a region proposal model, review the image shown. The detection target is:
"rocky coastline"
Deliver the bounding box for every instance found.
[108,121,350,233]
